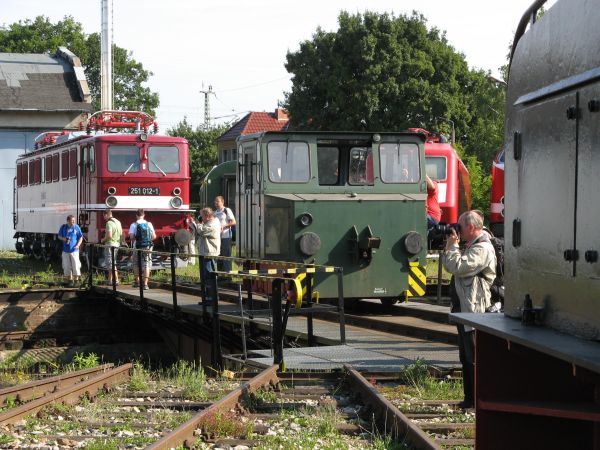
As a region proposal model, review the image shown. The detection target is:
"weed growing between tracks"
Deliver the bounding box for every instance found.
[380,359,463,401]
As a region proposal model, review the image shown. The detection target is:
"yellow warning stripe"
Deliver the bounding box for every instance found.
[410,267,427,285]
[408,277,426,296]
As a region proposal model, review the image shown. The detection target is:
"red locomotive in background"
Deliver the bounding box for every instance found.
[489,147,505,237]
[409,128,472,224]
[13,111,193,261]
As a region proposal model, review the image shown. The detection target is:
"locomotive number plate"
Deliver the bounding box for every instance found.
[129,187,160,195]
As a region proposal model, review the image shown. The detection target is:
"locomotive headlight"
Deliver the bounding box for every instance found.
[173,187,182,196]
[140,133,148,141]
[107,186,117,195]
[298,213,313,227]
[403,231,423,255]
[170,196,183,209]
[105,196,118,208]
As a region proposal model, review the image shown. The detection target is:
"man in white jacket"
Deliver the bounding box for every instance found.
[443,210,496,409]
[195,208,221,304]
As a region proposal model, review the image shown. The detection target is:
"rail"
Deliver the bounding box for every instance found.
[345,365,442,450]
[146,365,279,450]
[87,244,346,371]
[0,363,114,405]
[0,363,131,425]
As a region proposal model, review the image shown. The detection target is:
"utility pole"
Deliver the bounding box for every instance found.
[199,85,215,129]
[100,0,113,111]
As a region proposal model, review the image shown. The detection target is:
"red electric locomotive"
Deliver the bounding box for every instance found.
[410,128,472,223]
[489,147,505,237]
[13,111,193,261]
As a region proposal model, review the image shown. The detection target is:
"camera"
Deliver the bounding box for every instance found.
[427,223,461,250]
[435,223,461,236]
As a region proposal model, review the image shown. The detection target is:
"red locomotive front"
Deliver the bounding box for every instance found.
[13,111,193,261]
[489,148,504,237]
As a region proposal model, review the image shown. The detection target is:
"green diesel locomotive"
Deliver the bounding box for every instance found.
[201,131,428,306]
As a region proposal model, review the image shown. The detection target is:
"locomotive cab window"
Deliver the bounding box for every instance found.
[148,146,179,174]
[379,143,420,183]
[108,145,140,173]
[348,147,374,186]
[425,156,447,181]
[317,147,340,185]
[267,141,310,183]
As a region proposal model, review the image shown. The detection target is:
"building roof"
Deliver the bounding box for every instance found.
[0,47,92,112]
[218,109,289,142]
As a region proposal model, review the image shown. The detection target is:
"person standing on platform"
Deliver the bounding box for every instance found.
[195,208,221,303]
[214,196,236,273]
[57,215,83,287]
[443,210,496,409]
[101,208,122,285]
[128,209,156,290]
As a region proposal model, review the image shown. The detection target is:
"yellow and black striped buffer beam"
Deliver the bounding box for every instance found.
[406,261,426,298]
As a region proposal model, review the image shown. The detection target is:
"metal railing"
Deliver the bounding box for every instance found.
[86,244,346,370]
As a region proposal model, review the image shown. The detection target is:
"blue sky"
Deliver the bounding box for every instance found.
[2,0,551,130]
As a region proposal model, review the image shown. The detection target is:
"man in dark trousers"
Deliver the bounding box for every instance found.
[443,210,496,409]
[128,209,156,289]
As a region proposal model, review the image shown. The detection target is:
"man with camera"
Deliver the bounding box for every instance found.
[443,210,496,409]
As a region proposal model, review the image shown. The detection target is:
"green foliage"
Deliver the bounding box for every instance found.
[400,359,429,391]
[0,16,159,114]
[284,11,506,213]
[167,119,227,200]
[168,360,207,401]
[128,361,150,392]
[0,434,13,445]
[70,352,100,370]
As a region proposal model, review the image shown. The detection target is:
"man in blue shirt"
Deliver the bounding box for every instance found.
[57,215,84,287]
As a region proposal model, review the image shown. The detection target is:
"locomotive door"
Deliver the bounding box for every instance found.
[238,141,262,258]
[78,145,92,231]
[574,85,600,281]
[510,93,577,278]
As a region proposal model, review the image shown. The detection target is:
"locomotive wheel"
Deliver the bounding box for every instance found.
[42,249,52,262]
[32,244,43,260]
[380,298,399,308]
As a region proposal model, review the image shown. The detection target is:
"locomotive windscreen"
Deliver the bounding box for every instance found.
[108,145,140,173]
[149,146,180,173]
[379,143,420,183]
[267,141,310,182]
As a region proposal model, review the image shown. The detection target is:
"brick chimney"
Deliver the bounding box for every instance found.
[275,108,288,121]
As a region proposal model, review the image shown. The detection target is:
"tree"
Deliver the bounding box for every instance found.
[284,11,506,210]
[167,118,227,201]
[0,16,159,115]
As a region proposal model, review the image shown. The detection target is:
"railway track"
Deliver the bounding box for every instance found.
[377,382,476,449]
[149,365,445,450]
[0,359,469,449]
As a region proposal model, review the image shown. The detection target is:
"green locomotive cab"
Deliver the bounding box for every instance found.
[236,131,427,306]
